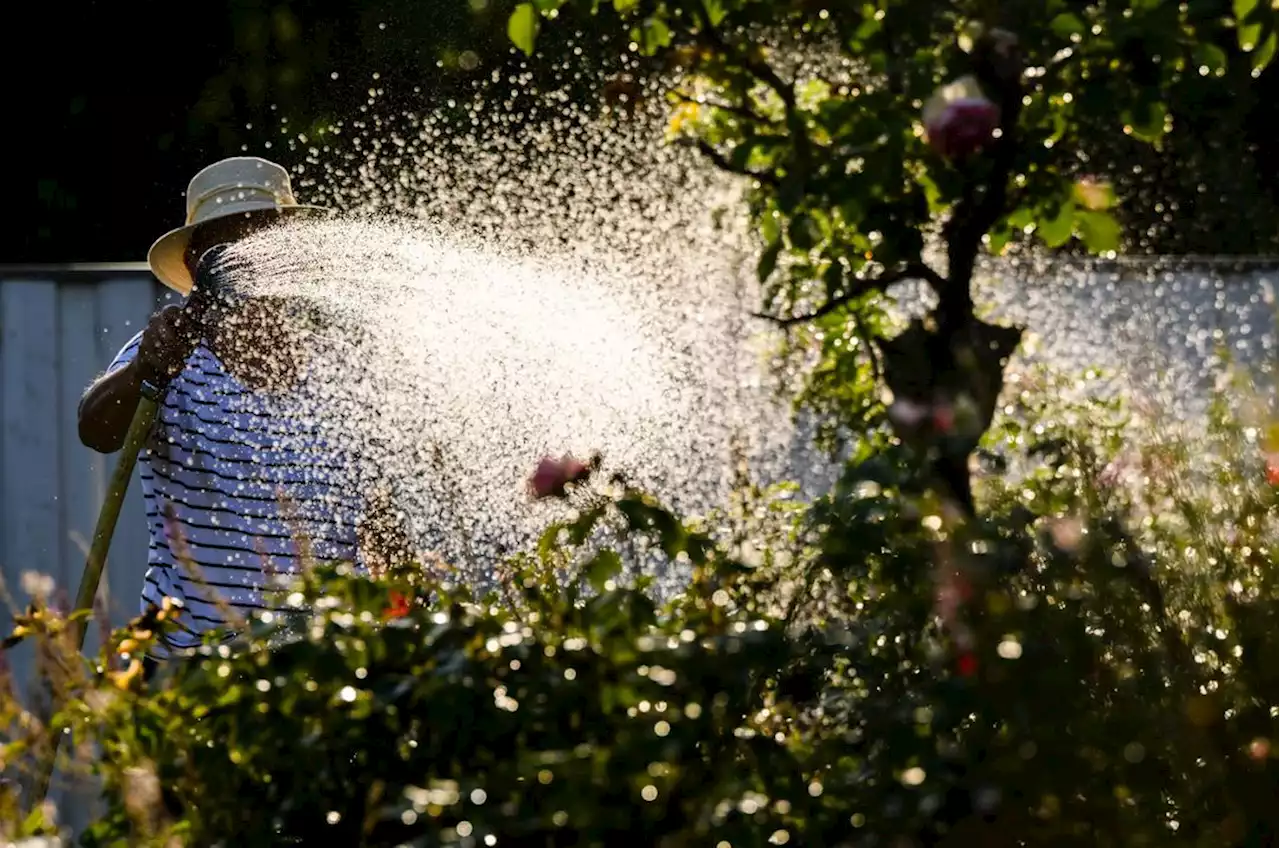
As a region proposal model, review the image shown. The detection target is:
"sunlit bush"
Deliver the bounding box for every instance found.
[1,374,1273,847]
[2,1,1274,839]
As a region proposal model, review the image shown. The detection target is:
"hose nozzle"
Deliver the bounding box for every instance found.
[188,244,246,325]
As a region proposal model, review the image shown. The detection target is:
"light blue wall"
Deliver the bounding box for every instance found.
[1,268,172,637]
[0,266,175,830]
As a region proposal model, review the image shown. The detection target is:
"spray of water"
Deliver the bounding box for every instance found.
[978,256,1277,422]
[210,213,815,581]
[202,46,1274,583]
[198,49,846,584]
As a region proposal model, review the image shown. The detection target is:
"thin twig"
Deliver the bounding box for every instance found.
[667,89,778,125]
[691,139,779,186]
[752,261,947,326]
[692,4,812,171]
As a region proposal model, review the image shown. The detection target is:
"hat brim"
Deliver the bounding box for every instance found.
[147,205,329,295]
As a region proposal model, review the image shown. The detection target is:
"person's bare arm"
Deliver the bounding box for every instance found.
[78,305,200,453]
[78,362,148,453]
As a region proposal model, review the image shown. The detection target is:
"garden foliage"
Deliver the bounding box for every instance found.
[1,0,1276,845]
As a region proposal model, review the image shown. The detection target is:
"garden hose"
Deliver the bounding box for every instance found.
[67,382,164,652]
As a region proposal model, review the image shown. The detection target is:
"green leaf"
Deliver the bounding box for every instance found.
[1040,200,1076,248]
[538,522,567,562]
[1050,13,1085,39]
[987,227,1013,256]
[584,550,623,593]
[1072,179,1115,211]
[1123,98,1167,143]
[614,0,639,12]
[22,802,51,834]
[760,208,781,244]
[1007,206,1036,230]
[702,0,727,26]
[1235,0,1266,52]
[838,196,866,226]
[634,17,672,53]
[853,16,882,42]
[507,3,539,56]
[1193,43,1228,74]
[757,239,782,282]
[915,174,942,215]
[1076,210,1122,254]
[1252,31,1277,71]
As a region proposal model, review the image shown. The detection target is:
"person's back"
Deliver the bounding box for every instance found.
[101,331,358,652]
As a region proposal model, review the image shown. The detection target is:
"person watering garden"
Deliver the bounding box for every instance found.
[77,156,410,662]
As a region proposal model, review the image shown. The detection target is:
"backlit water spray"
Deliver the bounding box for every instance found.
[215,212,810,585]
[204,47,1275,584]
[201,56,830,585]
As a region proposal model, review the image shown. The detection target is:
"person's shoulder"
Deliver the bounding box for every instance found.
[166,348,245,401]
[105,329,146,373]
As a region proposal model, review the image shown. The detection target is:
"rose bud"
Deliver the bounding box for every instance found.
[1266,452,1278,487]
[923,75,1000,160]
[528,454,593,499]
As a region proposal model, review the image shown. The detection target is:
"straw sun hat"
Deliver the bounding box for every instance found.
[147,156,328,294]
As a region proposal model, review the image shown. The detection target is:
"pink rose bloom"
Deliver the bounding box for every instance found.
[923,75,1000,160]
[888,399,930,429]
[528,454,592,499]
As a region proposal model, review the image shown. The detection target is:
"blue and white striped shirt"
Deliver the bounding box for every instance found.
[108,332,362,652]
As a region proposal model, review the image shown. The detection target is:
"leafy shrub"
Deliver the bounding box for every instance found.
[2,374,1274,847]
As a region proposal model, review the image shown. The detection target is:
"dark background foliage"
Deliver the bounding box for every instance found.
[1,0,597,262]
[1,0,1275,263]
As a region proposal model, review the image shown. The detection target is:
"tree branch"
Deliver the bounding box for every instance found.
[691,4,813,172]
[667,89,778,126]
[940,31,1025,330]
[753,261,945,326]
[690,139,779,186]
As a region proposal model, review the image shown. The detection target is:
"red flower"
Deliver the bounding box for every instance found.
[528,454,593,499]
[930,403,956,434]
[956,652,979,677]
[1266,452,1278,486]
[383,590,411,620]
[923,75,1000,160]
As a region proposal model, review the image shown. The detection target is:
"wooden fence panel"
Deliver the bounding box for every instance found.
[58,284,103,608]
[1,280,62,697]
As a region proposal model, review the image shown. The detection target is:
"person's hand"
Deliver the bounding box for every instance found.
[136,305,201,384]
